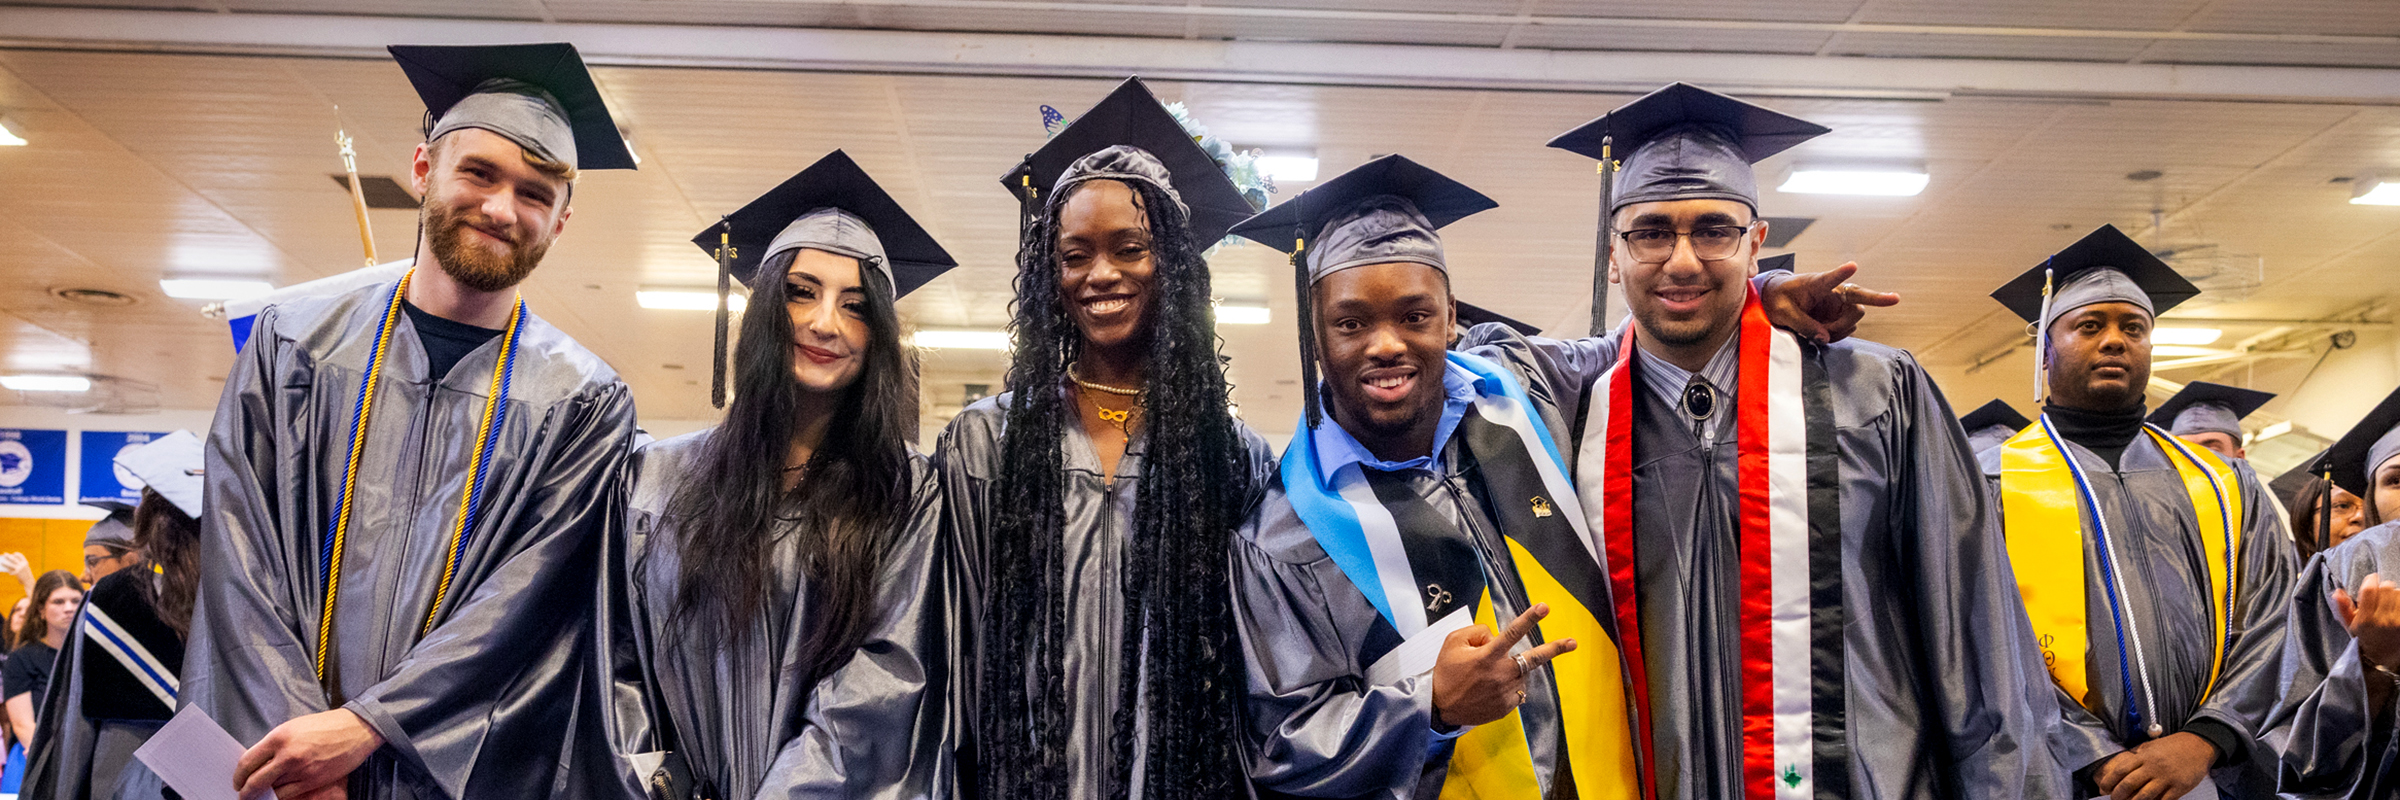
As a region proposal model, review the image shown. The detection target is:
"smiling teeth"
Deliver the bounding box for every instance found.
[1086,298,1131,314]
[1367,375,1408,389]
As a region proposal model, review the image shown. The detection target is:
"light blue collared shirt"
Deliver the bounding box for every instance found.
[1311,359,1481,476]
[1635,333,1739,444]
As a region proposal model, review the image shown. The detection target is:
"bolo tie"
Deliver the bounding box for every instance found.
[1682,375,1716,444]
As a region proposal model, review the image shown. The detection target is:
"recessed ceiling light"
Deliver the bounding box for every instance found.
[2353,174,2400,206]
[0,115,25,147]
[159,278,274,300]
[0,375,91,392]
[50,287,136,307]
[1779,166,1929,197]
[912,329,1012,350]
[1216,304,1270,325]
[636,289,746,312]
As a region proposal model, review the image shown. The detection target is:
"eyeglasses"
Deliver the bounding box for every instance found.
[1615,223,1758,264]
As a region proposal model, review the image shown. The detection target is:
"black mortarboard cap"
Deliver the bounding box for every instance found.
[389,43,637,171]
[1759,253,1795,273]
[1546,82,1828,213]
[2148,381,2276,438]
[2269,449,2330,513]
[694,150,956,298]
[2324,385,2400,497]
[1229,154,1495,428]
[1960,399,2032,435]
[1990,224,2199,326]
[998,78,1254,245]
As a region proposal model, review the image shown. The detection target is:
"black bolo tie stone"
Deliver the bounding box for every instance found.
[1681,377,1715,421]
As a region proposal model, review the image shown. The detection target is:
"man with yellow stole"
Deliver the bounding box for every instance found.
[1981,224,2298,799]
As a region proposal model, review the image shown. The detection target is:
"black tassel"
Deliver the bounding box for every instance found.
[712,216,732,409]
[1293,237,1320,430]
[2320,461,2336,552]
[1591,134,1614,338]
[1017,159,1039,243]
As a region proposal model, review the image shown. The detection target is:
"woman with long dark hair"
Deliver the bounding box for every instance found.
[23,430,207,799]
[596,150,957,800]
[4,571,80,750]
[935,78,1274,800]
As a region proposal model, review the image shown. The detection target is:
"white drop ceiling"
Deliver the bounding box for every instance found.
[0,0,2396,448]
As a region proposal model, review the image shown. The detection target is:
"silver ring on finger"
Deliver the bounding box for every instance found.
[1513,652,1530,680]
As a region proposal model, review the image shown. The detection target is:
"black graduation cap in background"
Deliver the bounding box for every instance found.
[998,77,1254,245]
[1758,253,1795,273]
[2269,448,2331,514]
[2323,384,2400,497]
[693,150,956,295]
[1456,301,1541,337]
[2147,381,2276,433]
[388,43,637,171]
[1546,83,1828,337]
[1959,399,2032,435]
[1989,224,2200,325]
[692,150,957,408]
[1229,153,1496,427]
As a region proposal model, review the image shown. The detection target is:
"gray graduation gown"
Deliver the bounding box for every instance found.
[1232,329,1615,799]
[1976,431,2297,796]
[2262,520,2400,798]
[22,570,177,800]
[184,283,637,799]
[1622,338,2060,799]
[589,430,952,800]
[932,389,1274,799]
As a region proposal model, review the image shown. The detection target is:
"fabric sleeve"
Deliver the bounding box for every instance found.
[2267,551,2398,797]
[1234,525,1436,797]
[2180,460,2300,764]
[757,465,954,800]
[184,304,335,744]
[338,383,637,795]
[565,443,661,800]
[929,412,993,795]
[1886,352,2071,799]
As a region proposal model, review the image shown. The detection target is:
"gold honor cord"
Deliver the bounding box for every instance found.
[313,269,527,682]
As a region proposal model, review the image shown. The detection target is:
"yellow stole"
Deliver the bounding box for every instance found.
[1998,421,2242,711]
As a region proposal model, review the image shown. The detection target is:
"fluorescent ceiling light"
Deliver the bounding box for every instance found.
[637,289,745,312]
[0,375,91,392]
[1254,155,1319,182]
[2152,345,2222,357]
[2353,176,2400,206]
[2151,327,2222,346]
[912,329,1012,350]
[1215,304,1271,325]
[159,278,274,300]
[2256,420,2294,441]
[0,115,24,147]
[1779,167,1929,197]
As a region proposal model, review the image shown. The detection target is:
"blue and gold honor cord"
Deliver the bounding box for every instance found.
[313,270,525,682]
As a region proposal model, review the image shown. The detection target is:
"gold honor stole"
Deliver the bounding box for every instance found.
[1576,286,1848,800]
[1999,420,2241,730]
[1277,351,1637,798]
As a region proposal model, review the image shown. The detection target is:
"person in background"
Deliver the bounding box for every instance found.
[5,571,86,747]
[2291,474,2372,559]
[0,595,24,795]
[3,598,23,651]
[2149,381,2276,462]
[79,511,139,587]
[0,553,35,602]
[24,430,207,799]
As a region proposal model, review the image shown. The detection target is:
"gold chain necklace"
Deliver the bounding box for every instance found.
[1068,363,1143,433]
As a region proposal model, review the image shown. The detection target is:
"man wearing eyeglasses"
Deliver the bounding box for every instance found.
[1547,83,2065,799]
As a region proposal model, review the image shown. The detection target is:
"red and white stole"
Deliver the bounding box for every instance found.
[1574,285,1846,800]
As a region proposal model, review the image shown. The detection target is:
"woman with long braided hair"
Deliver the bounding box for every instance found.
[935,78,1273,799]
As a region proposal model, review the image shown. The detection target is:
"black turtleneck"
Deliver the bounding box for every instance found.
[2042,401,2147,470]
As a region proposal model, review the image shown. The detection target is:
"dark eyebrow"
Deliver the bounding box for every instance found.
[1694,211,1743,227]
[1628,212,1675,229]
[787,272,824,286]
[1327,292,1441,313]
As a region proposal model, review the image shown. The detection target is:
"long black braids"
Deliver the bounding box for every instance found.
[982,177,1251,799]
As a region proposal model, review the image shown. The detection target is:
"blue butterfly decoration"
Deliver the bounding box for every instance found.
[1041,105,1066,138]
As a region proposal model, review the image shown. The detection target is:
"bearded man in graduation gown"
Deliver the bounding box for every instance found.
[183,43,639,800]
[1978,224,2297,799]
[1553,83,2062,800]
[1225,152,1896,798]
[2265,386,2400,799]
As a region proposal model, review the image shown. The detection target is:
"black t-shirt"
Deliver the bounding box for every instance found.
[403,299,503,381]
[4,641,57,703]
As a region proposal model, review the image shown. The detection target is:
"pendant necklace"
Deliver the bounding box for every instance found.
[1069,362,1143,436]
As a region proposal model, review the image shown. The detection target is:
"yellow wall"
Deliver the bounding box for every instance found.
[0,517,96,611]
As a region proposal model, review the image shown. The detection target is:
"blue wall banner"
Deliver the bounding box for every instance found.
[0,429,69,505]
[79,430,169,507]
